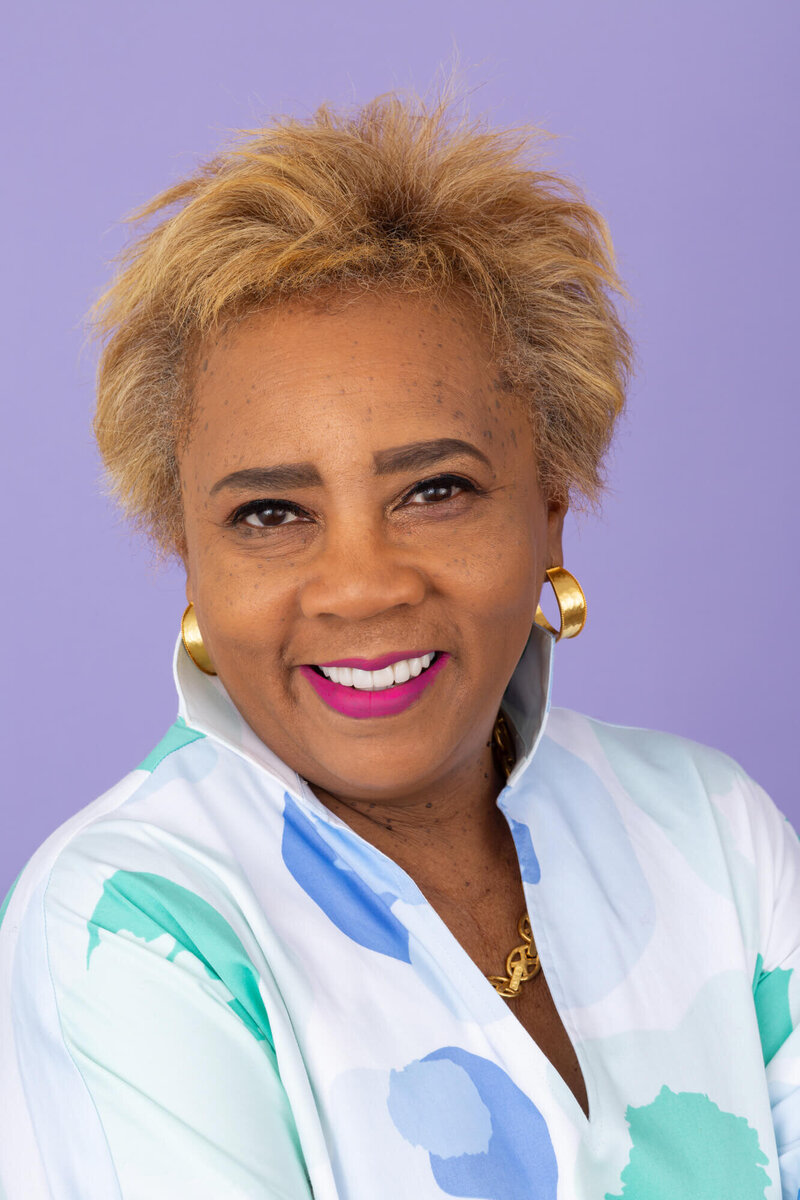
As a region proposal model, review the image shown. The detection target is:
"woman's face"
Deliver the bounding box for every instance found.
[179,290,566,805]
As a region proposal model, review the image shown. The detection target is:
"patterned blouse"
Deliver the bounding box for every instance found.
[1,624,798,1199]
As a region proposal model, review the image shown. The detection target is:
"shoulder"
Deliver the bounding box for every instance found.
[545,704,749,796]
[543,705,797,890]
[0,715,279,1055]
[0,725,309,1197]
[545,703,768,806]
[0,719,219,949]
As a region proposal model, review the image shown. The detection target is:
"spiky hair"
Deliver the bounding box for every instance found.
[91,90,633,554]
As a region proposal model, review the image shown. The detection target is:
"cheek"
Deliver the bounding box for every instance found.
[483,542,539,616]
[466,501,541,597]
[192,548,295,658]
[433,530,540,640]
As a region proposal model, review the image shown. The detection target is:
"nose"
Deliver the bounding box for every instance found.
[298,520,427,623]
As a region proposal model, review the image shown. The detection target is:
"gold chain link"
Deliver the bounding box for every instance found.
[487,712,542,1000]
[487,913,542,998]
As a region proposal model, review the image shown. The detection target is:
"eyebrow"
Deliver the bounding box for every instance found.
[210,463,322,495]
[209,438,492,496]
[374,438,492,476]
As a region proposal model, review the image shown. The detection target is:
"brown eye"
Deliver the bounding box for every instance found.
[236,502,303,528]
[242,506,298,525]
[406,475,474,504]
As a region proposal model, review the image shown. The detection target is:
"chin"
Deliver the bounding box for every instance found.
[307,752,439,802]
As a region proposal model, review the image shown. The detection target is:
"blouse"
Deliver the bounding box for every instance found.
[1,622,798,1199]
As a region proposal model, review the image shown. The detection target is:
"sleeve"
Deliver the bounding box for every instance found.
[0,855,314,1200]
[746,773,800,1199]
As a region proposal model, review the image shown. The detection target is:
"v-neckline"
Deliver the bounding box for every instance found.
[409,866,595,1131]
[293,770,595,1133]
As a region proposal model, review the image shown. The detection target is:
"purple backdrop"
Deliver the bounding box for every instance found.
[3,1,798,893]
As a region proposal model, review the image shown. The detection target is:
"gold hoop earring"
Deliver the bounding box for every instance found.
[534,566,587,641]
[181,603,217,675]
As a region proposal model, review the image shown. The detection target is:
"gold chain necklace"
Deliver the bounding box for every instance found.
[486,710,542,1000]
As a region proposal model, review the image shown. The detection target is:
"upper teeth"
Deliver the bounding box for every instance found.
[319,653,436,690]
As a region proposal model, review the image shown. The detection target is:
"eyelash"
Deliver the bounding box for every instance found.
[227,473,480,530]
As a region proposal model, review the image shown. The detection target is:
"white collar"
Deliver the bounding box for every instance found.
[173,620,555,795]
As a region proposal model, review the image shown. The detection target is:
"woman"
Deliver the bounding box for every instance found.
[1,93,797,1199]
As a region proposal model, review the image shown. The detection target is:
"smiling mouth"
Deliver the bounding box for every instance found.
[309,651,443,691]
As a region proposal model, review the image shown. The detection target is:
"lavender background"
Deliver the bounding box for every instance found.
[2,1,798,893]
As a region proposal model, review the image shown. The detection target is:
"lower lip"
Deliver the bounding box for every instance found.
[298,653,451,719]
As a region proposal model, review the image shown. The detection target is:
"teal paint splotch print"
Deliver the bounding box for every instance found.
[137,717,206,773]
[86,870,273,1045]
[0,871,22,931]
[753,954,794,1065]
[607,1086,771,1200]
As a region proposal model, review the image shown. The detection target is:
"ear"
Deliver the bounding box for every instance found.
[545,493,568,569]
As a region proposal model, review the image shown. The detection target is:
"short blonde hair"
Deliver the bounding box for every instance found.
[91,91,633,554]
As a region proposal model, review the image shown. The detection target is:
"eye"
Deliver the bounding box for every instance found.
[230,500,306,528]
[404,474,477,505]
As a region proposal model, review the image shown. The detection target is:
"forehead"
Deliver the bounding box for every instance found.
[188,290,518,466]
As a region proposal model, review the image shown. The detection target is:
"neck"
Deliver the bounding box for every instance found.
[309,737,514,906]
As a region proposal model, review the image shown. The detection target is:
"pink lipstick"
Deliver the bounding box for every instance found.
[298,652,450,719]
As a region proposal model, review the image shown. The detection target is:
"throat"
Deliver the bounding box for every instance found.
[311,771,515,909]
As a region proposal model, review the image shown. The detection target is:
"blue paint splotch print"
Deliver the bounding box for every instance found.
[388,1046,558,1199]
[281,791,411,962]
[507,818,541,883]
